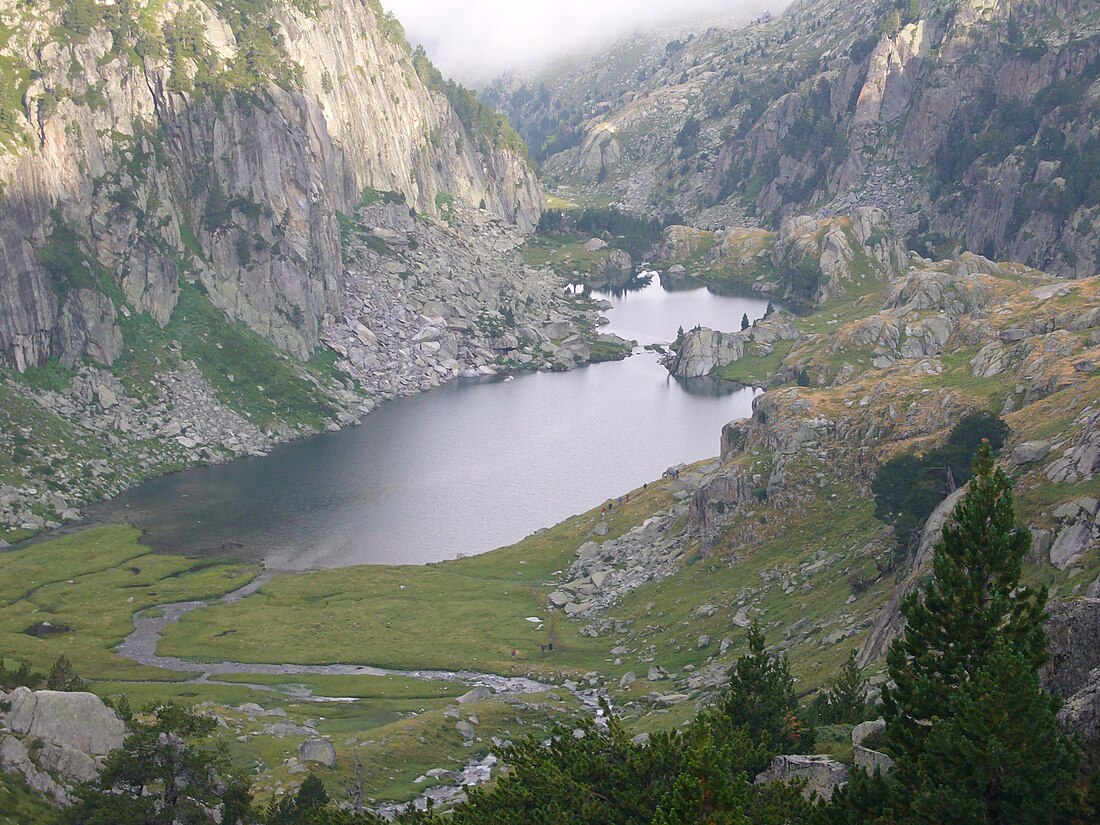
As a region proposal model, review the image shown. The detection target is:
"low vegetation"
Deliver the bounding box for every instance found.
[50,448,1097,823]
[872,411,1010,557]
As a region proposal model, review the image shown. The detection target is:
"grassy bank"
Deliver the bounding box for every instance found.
[0,525,256,681]
[159,483,679,677]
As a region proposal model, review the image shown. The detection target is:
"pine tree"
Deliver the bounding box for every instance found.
[62,703,254,825]
[819,650,868,725]
[716,622,814,757]
[882,441,1047,764]
[870,441,1088,824]
[741,313,750,331]
[651,725,753,825]
[46,655,87,692]
[906,643,1081,825]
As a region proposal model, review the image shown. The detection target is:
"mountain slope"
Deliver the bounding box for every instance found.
[511,0,1100,276]
[0,0,541,371]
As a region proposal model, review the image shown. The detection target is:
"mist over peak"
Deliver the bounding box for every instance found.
[381,0,785,83]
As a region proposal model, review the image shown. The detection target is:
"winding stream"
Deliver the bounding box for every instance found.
[117,573,559,697]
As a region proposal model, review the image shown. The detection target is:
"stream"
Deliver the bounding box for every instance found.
[104,275,768,815]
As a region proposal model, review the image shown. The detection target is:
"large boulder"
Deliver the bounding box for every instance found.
[851,719,894,774]
[8,688,126,757]
[754,754,849,801]
[1012,440,1051,465]
[298,738,336,767]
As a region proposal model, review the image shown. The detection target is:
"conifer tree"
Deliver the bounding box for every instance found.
[906,643,1081,824]
[741,313,750,331]
[882,441,1047,764]
[871,441,1088,824]
[46,655,87,692]
[811,650,868,726]
[717,621,814,756]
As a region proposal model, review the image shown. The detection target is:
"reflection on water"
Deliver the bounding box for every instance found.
[674,375,748,398]
[89,280,770,570]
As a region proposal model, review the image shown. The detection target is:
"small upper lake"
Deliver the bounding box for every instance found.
[89,277,770,570]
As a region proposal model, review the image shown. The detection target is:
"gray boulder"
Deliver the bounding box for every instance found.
[35,741,99,784]
[8,688,126,757]
[457,686,492,705]
[298,738,336,767]
[754,754,849,801]
[1012,441,1051,465]
[1050,519,1097,570]
[851,718,893,774]
[455,720,476,741]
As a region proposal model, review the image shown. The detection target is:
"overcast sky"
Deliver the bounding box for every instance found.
[381,0,786,83]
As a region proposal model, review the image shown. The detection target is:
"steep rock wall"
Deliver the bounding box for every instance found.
[0,0,541,370]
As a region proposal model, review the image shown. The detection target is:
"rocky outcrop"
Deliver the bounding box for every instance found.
[0,0,540,370]
[853,21,929,126]
[754,754,849,801]
[1043,599,1100,765]
[772,210,906,307]
[0,687,127,805]
[668,313,799,379]
[851,718,894,774]
[670,328,748,378]
[690,469,755,543]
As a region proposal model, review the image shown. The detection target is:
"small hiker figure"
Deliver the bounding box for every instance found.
[511,648,518,658]
[643,482,648,491]
[548,642,554,652]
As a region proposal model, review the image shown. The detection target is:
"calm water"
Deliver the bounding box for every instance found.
[90,279,770,569]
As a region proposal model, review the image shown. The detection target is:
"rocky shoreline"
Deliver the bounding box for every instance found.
[1,202,632,538]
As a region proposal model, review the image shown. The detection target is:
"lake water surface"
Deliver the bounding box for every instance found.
[90,278,769,569]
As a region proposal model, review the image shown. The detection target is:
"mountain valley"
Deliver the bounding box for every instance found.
[1,1,1100,822]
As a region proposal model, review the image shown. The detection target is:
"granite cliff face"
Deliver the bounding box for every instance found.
[0,0,541,371]
[511,0,1099,276]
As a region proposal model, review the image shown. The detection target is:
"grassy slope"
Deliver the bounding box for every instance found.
[158,473,895,695]
[0,772,53,825]
[0,525,256,680]
[112,283,348,429]
[521,234,617,278]
[160,485,678,677]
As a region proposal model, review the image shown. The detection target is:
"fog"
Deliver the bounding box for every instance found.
[381,0,787,83]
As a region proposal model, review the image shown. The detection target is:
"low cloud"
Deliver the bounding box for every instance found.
[381,0,786,83]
